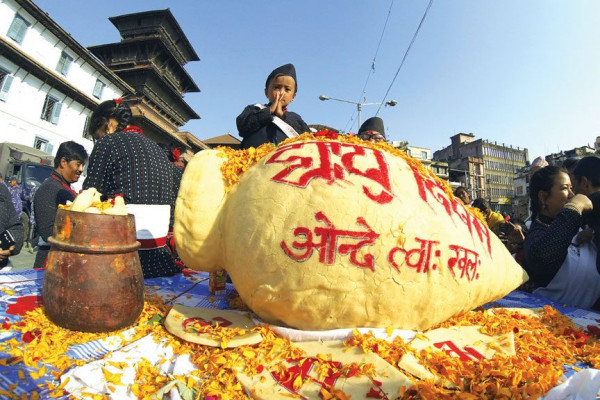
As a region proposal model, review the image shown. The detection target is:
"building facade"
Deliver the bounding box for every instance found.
[483,140,528,211]
[1,1,204,158]
[202,134,241,150]
[544,145,597,166]
[0,0,133,155]
[404,144,449,181]
[512,165,530,221]
[88,9,200,150]
[434,133,529,213]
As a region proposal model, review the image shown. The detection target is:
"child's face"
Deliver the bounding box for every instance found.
[265,75,296,107]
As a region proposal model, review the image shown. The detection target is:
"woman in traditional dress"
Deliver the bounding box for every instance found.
[522,165,599,309]
[84,99,181,278]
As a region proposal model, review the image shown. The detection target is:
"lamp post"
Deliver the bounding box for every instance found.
[318,95,397,130]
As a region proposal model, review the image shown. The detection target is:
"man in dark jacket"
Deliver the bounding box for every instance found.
[0,182,23,269]
[33,141,87,268]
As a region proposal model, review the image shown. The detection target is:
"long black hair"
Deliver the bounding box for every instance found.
[529,165,567,219]
[88,99,133,137]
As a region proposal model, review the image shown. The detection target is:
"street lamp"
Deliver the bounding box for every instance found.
[318,95,397,130]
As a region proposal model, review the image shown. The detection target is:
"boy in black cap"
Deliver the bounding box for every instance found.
[357,117,386,143]
[237,63,310,149]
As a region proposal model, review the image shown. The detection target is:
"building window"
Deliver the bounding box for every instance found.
[92,79,105,99]
[40,95,62,124]
[0,69,14,101]
[82,116,93,140]
[56,52,73,76]
[34,136,52,153]
[7,14,30,44]
[420,151,428,159]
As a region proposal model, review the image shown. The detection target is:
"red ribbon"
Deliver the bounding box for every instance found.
[138,236,167,249]
[122,126,144,135]
[50,174,76,196]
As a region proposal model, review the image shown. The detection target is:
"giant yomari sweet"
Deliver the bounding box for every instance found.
[174,133,528,331]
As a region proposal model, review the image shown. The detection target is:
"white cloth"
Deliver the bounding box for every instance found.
[542,369,600,400]
[250,315,415,343]
[62,334,195,400]
[125,204,170,240]
[59,316,600,399]
[534,237,600,309]
[254,104,299,139]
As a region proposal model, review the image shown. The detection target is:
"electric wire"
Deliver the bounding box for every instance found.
[342,0,395,133]
[375,0,434,116]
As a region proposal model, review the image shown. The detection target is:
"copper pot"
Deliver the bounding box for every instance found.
[42,208,144,332]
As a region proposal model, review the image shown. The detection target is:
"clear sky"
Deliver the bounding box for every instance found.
[34,0,600,160]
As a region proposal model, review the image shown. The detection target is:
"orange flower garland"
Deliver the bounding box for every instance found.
[3,133,599,398]
[2,294,600,399]
[218,131,487,225]
[0,293,168,398]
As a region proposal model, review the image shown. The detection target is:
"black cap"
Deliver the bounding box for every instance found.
[265,63,297,90]
[358,117,385,138]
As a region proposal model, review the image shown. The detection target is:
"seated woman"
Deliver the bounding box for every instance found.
[522,165,599,309]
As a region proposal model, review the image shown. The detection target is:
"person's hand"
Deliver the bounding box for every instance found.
[498,222,525,254]
[507,223,525,246]
[269,91,285,118]
[0,245,14,261]
[569,194,593,214]
[575,228,594,245]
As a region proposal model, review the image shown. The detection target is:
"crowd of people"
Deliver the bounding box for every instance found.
[1,63,310,275]
[454,155,600,310]
[523,157,600,309]
[2,62,600,313]
[0,174,23,269]
[0,99,188,277]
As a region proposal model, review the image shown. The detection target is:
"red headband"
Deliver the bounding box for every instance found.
[172,148,181,161]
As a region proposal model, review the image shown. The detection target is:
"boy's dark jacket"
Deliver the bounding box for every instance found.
[237,104,310,149]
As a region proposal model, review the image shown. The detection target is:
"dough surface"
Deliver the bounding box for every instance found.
[174,138,528,331]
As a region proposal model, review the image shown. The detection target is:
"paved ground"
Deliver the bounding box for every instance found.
[7,245,36,271]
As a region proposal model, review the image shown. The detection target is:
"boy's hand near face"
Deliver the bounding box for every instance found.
[266,75,295,119]
[270,91,285,118]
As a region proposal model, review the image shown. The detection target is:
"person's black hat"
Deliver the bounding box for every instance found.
[265,63,297,90]
[358,117,385,138]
